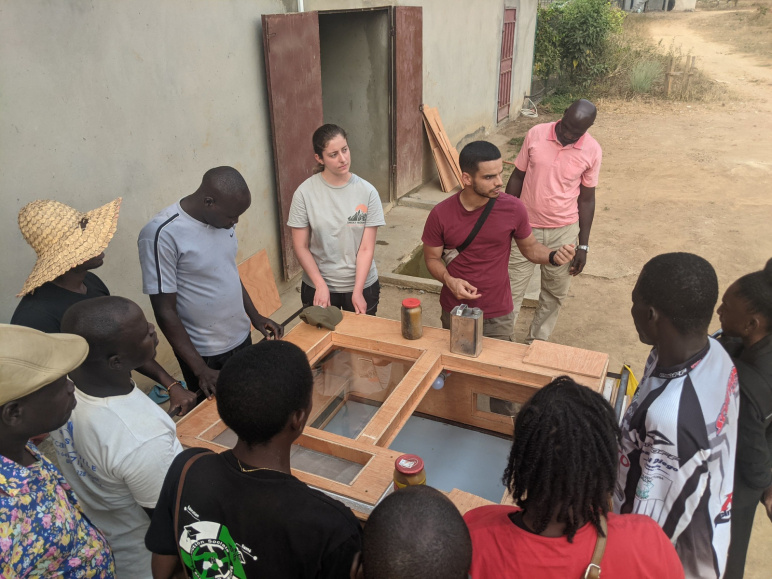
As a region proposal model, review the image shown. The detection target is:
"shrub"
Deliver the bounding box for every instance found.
[534,0,624,85]
[628,60,662,93]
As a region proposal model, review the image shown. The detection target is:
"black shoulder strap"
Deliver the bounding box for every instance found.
[174,450,214,578]
[456,197,496,255]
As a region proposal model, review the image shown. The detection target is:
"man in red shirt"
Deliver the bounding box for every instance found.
[464,376,683,579]
[422,141,574,341]
[506,99,602,344]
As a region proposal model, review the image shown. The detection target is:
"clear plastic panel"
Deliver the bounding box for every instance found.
[309,348,414,438]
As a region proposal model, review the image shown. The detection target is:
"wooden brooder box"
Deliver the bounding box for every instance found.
[176,312,609,518]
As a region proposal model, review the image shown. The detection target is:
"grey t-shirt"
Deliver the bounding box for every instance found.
[287,173,385,293]
[138,202,251,357]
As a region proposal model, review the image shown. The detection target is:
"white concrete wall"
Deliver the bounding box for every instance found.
[1,0,287,344]
[509,0,537,116]
[672,0,697,11]
[1,0,536,364]
[307,0,536,147]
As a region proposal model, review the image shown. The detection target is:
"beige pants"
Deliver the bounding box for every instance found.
[509,222,579,344]
[440,310,515,342]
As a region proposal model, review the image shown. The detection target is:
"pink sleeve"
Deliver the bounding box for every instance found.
[421,206,445,248]
[581,146,602,187]
[514,129,532,172]
[512,197,533,240]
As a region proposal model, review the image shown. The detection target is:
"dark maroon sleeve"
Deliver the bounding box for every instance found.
[511,197,533,240]
[421,206,445,248]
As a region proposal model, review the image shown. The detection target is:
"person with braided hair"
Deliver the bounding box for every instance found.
[464,376,682,578]
[717,259,772,579]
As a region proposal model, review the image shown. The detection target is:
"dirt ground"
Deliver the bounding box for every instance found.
[378,8,772,576]
[383,8,772,378]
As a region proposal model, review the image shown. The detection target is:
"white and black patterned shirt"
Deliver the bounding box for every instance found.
[614,337,739,579]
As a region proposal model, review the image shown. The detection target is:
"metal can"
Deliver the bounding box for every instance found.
[401,298,423,340]
[393,454,426,490]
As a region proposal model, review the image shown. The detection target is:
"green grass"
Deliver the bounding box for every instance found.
[540,91,590,114]
[509,136,525,147]
[629,60,662,94]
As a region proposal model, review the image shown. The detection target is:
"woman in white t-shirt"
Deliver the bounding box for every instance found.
[287,124,386,315]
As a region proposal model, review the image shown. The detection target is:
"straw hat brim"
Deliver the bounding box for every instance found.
[17,198,121,296]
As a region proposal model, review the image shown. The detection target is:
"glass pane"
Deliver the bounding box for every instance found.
[389,415,511,503]
[289,446,364,485]
[210,428,365,484]
[309,347,414,439]
[212,427,238,448]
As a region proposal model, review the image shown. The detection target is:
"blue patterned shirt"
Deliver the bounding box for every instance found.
[0,444,115,577]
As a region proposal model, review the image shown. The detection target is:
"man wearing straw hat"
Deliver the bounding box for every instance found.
[11,198,197,417]
[0,323,115,577]
[138,166,283,400]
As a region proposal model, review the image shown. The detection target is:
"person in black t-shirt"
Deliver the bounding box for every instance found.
[145,340,362,579]
[11,199,196,417]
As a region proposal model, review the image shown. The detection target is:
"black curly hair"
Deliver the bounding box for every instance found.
[502,375,621,542]
[735,258,772,329]
[636,252,718,336]
[216,341,313,446]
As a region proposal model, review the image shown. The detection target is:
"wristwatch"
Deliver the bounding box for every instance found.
[577,245,589,252]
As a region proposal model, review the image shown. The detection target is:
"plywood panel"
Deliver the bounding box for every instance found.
[416,371,534,436]
[178,311,610,514]
[423,106,463,185]
[356,350,442,447]
[287,312,607,392]
[523,339,609,379]
[238,249,282,318]
[262,12,323,280]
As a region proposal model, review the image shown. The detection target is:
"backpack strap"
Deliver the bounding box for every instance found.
[583,515,608,579]
[174,451,214,578]
[455,196,496,255]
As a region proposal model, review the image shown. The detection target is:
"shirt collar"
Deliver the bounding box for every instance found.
[0,444,66,497]
[652,341,711,379]
[549,121,587,150]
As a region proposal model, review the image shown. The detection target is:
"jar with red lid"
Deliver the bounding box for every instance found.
[393,454,426,490]
[401,298,423,340]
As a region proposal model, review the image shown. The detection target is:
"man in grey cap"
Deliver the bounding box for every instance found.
[0,324,115,578]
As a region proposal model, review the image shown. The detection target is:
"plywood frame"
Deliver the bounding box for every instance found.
[176,312,609,517]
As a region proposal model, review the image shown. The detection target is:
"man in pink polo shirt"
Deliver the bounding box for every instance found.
[423,141,574,341]
[506,99,602,344]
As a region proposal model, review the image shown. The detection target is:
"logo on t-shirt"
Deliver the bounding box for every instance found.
[715,367,739,435]
[347,204,368,225]
[179,520,255,579]
[715,492,733,525]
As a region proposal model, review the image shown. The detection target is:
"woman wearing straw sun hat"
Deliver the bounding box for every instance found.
[10,198,196,417]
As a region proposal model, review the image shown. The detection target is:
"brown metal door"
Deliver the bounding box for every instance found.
[262,12,323,280]
[497,8,516,123]
[392,6,423,198]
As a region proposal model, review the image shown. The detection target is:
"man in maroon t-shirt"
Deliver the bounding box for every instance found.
[422,141,574,341]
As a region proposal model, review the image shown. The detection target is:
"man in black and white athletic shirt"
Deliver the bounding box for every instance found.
[614,253,739,579]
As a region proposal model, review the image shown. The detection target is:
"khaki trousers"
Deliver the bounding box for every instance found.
[440,309,515,342]
[509,222,579,344]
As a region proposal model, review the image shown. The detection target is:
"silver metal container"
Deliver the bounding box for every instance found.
[449,304,483,357]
